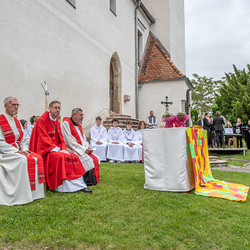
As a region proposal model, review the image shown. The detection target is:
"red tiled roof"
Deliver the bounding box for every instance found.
[138,33,185,82]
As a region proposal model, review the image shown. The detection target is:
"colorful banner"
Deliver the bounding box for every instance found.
[186,127,249,202]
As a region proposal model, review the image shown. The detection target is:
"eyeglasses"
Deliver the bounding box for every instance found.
[52,107,61,110]
[10,104,20,108]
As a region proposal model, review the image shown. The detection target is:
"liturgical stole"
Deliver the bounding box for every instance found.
[63,117,100,184]
[0,114,45,190]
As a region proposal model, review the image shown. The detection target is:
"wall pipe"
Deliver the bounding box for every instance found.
[135,0,141,120]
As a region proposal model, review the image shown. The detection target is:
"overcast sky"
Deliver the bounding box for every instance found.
[184,0,250,81]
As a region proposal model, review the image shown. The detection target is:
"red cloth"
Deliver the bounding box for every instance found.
[62,117,83,145]
[29,111,86,190]
[88,153,100,184]
[0,114,23,148]
[0,114,45,190]
[63,117,100,184]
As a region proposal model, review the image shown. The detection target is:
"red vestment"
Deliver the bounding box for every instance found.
[0,114,45,190]
[29,112,86,190]
[63,117,100,184]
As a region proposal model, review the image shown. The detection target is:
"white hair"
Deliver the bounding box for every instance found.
[71,108,83,116]
[4,96,18,106]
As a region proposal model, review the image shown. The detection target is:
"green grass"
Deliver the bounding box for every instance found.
[0,163,250,249]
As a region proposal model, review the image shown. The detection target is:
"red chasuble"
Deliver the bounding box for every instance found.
[0,114,45,190]
[29,112,86,190]
[63,117,100,184]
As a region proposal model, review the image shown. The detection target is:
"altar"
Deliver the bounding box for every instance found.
[143,128,195,192]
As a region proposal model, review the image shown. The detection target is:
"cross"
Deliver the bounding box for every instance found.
[161,96,173,112]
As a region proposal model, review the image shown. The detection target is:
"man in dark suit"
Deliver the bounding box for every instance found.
[203,113,212,147]
[198,116,204,127]
[213,111,225,148]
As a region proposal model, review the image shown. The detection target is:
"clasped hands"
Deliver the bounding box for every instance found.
[18,150,30,156]
[85,147,94,154]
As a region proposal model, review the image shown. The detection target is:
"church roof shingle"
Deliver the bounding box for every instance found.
[139,33,185,82]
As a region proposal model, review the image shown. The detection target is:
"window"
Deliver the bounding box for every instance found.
[66,0,76,9]
[181,100,186,113]
[138,30,143,66]
[110,0,116,16]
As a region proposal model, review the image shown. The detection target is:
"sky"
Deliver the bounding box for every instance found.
[184,0,250,81]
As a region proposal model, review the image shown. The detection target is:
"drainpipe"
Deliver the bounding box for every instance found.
[135,0,141,119]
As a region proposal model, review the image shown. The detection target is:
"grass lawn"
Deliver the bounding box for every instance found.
[0,163,250,250]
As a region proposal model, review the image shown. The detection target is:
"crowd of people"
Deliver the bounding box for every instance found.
[0,96,157,206]
[198,111,250,149]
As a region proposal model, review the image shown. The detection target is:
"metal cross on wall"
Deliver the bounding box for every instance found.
[161,96,173,112]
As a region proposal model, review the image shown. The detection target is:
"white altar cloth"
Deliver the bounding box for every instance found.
[143,128,195,192]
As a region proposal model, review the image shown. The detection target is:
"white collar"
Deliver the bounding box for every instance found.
[49,112,57,121]
[4,112,14,119]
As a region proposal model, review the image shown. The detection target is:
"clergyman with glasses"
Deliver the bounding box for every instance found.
[0,96,45,206]
[29,100,93,193]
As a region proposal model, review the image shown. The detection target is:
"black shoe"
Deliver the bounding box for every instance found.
[82,188,93,193]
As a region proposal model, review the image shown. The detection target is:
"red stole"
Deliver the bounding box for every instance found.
[0,114,45,190]
[0,114,23,148]
[29,112,86,190]
[63,117,100,184]
[63,117,83,145]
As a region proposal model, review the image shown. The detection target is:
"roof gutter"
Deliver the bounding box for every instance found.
[135,0,141,119]
[140,2,156,24]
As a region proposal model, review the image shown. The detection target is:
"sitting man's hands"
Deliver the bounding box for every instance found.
[18,150,29,156]
[85,147,94,154]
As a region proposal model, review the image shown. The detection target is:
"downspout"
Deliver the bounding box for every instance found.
[135,0,141,119]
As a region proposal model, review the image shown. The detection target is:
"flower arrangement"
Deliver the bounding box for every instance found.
[174,112,190,127]
[162,112,189,128]
[161,112,175,128]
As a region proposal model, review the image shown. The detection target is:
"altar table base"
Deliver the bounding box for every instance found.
[143,128,195,192]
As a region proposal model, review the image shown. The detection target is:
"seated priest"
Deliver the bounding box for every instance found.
[61,108,100,186]
[107,118,125,163]
[123,120,139,162]
[0,96,45,206]
[90,116,107,161]
[29,101,92,193]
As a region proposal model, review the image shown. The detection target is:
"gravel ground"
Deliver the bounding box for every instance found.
[212,164,250,173]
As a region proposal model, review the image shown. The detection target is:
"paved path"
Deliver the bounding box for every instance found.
[212,164,250,173]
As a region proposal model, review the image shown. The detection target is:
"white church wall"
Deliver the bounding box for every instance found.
[139,80,189,127]
[139,0,186,75]
[142,0,171,53]
[0,0,138,128]
[169,0,186,74]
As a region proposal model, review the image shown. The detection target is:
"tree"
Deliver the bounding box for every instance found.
[216,64,250,124]
[191,108,199,125]
[191,74,222,114]
[211,104,219,117]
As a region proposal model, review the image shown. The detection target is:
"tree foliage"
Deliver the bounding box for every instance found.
[216,64,250,124]
[191,108,199,125]
[191,74,222,113]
